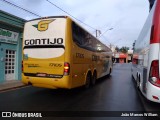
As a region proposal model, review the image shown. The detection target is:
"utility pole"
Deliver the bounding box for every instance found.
[96,30,101,37]
[109,43,112,49]
[132,40,136,50]
[98,28,113,38]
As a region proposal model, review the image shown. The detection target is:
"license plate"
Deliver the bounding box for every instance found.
[37,73,46,77]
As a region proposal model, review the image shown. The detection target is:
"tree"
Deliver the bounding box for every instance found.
[120,46,129,53]
[115,46,120,52]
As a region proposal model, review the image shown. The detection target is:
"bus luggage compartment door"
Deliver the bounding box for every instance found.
[23,61,64,78]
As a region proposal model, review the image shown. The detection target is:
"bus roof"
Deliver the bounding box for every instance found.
[25,16,111,52]
[26,16,68,22]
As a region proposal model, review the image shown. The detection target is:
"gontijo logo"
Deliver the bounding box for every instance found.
[32,20,54,31]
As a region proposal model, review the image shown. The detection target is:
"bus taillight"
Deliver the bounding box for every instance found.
[64,62,70,75]
[149,60,160,87]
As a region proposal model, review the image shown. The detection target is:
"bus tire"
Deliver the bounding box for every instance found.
[91,71,97,85]
[85,72,91,88]
[108,68,112,76]
[132,74,135,81]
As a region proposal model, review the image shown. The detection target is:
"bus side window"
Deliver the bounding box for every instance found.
[72,22,93,50]
[72,22,82,45]
[79,28,85,46]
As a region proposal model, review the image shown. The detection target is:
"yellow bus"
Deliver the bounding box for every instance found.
[22,16,113,89]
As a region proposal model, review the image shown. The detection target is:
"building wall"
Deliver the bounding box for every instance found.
[0,10,25,83]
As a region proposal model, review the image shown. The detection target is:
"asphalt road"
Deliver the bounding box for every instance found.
[0,63,158,120]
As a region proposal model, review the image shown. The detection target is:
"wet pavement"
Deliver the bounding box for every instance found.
[0,63,158,120]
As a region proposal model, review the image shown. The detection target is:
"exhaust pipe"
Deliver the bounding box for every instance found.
[28,82,32,85]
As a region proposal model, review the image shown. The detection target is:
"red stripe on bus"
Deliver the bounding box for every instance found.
[150,0,160,44]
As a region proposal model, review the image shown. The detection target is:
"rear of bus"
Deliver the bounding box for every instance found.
[146,0,160,103]
[22,16,72,89]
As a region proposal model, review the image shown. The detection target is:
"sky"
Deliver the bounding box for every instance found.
[0,0,149,49]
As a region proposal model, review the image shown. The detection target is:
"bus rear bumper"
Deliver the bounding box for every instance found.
[146,82,160,103]
[22,74,71,89]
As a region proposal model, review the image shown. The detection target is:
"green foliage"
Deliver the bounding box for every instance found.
[120,46,129,53]
[115,46,120,52]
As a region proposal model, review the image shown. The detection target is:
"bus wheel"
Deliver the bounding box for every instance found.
[108,68,112,76]
[91,71,97,85]
[85,73,91,88]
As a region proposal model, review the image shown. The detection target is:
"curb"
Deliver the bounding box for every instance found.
[0,81,28,92]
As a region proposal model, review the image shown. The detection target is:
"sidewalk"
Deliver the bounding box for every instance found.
[0,80,27,92]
